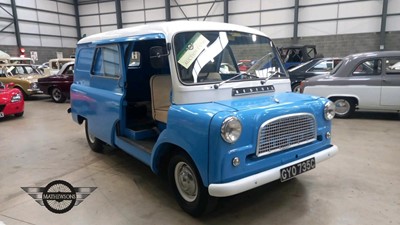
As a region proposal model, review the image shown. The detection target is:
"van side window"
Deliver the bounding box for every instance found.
[353,59,381,76]
[92,45,121,78]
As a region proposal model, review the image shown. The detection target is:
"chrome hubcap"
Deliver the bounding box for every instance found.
[52,88,62,101]
[174,162,198,202]
[293,85,301,93]
[335,99,350,115]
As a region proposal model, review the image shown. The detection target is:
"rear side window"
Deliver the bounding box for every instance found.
[386,58,400,75]
[92,45,121,78]
[353,59,381,76]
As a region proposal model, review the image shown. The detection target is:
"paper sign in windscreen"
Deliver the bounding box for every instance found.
[177,33,210,69]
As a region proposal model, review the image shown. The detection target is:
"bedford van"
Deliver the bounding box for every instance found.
[70,21,338,216]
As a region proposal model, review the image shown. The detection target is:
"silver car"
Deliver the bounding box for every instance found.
[301,51,400,118]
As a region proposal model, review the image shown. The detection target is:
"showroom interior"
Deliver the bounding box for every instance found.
[0,0,399,224]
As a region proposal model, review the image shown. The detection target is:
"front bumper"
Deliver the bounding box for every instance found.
[208,145,338,197]
[27,89,44,95]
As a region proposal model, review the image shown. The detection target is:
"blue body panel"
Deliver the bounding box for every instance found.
[208,93,331,184]
[150,102,235,185]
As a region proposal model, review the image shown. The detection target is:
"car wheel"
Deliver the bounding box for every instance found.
[332,98,355,118]
[168,153,217,217]
[85,121,105,153]
[51,87,66,103]
[15,112,24,117]
[292,83,301,93]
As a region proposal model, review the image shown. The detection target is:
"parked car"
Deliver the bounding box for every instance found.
[289,57,342,92]
[9,57,34,65]
[43,58,74,76]
[0,64,44,98]
[301,51,400,118]
[38,62,74,103]
[279,44,322,69]
[0,81,24,118]
[70,21,338,216]
[0,50,10,64]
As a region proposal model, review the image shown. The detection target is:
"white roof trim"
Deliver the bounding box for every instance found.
[78,21,267,45]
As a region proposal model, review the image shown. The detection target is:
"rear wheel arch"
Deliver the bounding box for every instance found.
[328,96,359,105]
[77,115,86,124]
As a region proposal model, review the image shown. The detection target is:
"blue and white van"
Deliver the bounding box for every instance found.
[70,21,338,216]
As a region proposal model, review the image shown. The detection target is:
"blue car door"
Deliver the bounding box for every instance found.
[87,44,124,144]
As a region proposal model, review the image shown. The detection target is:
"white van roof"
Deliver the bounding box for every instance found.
[78,21,267,45]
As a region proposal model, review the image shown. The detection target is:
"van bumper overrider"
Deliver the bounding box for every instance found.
[208,145,338,197]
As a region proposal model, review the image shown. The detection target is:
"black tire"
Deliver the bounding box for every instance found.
[15,112,24,117]
[168,153,217,217]
[331,98,355,118]
[85,121,105,153]
[291,83,301,93]
[51,87,66,103]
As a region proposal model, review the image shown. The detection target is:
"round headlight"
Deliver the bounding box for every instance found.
[324,101,336,120]
[31,82,38,89]
[221,116,242,143]
[11,93,22,103]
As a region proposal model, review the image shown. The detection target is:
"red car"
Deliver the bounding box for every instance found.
[0,82,24,118]
[38,61,74,103]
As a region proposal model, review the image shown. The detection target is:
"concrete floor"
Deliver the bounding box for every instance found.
[0,96,399,225]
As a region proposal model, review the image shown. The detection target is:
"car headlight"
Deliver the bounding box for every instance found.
[11,93,22,103]
[221,116,242,143]
[30,82,38,89]
[324,101,335,120]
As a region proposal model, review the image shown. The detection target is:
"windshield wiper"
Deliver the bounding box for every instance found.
[213,72,258,89]
[260,71,286,85]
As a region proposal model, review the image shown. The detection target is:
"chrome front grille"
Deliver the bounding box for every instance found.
[256,113,316,157]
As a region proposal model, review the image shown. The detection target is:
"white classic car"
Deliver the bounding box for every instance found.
[301,51,400,118]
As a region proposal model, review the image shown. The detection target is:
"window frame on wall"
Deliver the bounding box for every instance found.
[91,44,121,78]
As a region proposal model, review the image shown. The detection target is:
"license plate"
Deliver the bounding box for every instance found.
[280,158,316,182]
[0,112,4,118]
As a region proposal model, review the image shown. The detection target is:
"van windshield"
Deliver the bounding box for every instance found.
[174,31,285,85]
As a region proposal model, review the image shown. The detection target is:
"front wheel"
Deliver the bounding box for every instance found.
[291,83,301,93]
[51,87,66,103]
[332,98,355,118]
[168,154,217,217]
[85,121,105,153]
